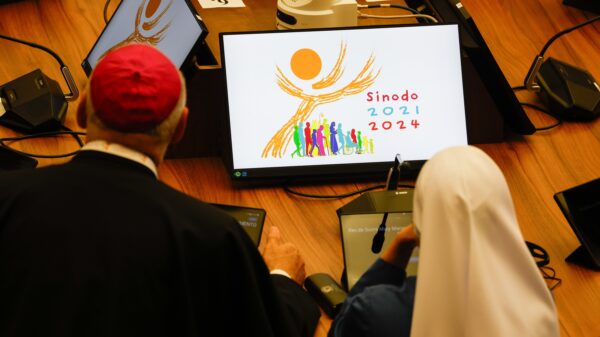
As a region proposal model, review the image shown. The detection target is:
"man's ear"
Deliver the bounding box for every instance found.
[76,92,88,129]
[171,106,188,144]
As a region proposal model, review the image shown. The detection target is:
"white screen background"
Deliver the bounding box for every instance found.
[85,0,203,69]
[223,25,467,170]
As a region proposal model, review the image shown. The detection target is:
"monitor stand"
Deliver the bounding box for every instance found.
[565,245,600,271]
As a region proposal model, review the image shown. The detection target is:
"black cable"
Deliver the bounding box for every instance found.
[519,102,563,131]
[539,16,600,57]
[103,0,112,24]
[284,183,385,199]
[0,34,66,67]
[61,125,85,148]
[363,3,421,15]
[359,3,438,23]
[540,266,562,291]
[524,15,600,88]
[283,183,415,199]
[0,130,87,158]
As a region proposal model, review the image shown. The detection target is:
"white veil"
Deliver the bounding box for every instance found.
[410,146,559,337]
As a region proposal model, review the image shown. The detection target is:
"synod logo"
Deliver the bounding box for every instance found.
[104,0,173,56]
[261,42,380,158]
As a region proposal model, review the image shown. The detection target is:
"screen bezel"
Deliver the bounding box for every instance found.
[219,23,466,183]
[210,203,266,246]
[554,178,600,267]
[81,0,208,76]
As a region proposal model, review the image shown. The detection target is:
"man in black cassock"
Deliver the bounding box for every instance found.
[0,44,320,337]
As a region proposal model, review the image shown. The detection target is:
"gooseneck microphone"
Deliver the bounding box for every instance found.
[371,153,403,253]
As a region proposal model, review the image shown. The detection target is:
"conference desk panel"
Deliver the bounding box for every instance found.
[0,1,599,336]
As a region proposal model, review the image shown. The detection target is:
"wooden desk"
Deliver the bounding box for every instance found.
[1,1,599,336]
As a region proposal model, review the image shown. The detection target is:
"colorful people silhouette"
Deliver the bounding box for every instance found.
[316,125,326,156]
[357,131,363,153]
[329,122,338,155]
[337,123,345,153]
[291,125,303,158]
[298,122,306,156]
[310,129,319,157]
[304,122,313,157]
[322,118,331,155]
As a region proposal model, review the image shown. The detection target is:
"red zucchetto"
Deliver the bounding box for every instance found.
[89,44,182,132]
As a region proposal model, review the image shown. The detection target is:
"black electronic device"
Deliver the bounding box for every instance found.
[82,0,208,77]
[0,145,38,171]
[536,57,600,121]
[304,273,348,318]
[523,16,600,122]
[0,70,67,132]
[337,189,417,290]
[211,203,266,246]
[554,177,600,270]
[0,34,78,133]
[406,0,536,136]
[220,24,469,184]
[563,0,600,14]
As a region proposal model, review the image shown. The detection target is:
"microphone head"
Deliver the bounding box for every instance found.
[371,230,385,254]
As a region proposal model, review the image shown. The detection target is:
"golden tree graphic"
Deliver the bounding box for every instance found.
[261,42,380,158]
[104,0,172,55]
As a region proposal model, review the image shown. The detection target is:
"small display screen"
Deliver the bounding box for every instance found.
[211,203,266,246]
[554,177,600,267]
[341,213,418,290]
[82,0,206,74]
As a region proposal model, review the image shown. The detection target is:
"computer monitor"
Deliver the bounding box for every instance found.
[82,0,207,75]
[220,24,468,182]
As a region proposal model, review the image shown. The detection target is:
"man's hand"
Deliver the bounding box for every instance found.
[261,226,306,285]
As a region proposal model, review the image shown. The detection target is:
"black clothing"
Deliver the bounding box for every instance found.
[0,151,319,337]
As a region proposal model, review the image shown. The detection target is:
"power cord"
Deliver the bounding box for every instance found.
[284,182,414,199]
[520,102,562,131]
[0,128,86,159]
[357,3,438,23]
[540,265,562,291]
[510,87,563,131]
[524,15,600,90]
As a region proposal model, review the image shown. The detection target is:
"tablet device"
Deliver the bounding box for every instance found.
[554,177,600,269]
[211,203,266,246]
[220,24,467,183]
[338,190,418,290]
[82,0,207,75]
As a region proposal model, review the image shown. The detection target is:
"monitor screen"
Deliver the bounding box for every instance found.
[220,24,467,181]
[82,0,207,75]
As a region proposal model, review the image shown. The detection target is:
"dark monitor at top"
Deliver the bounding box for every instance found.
[82,0,207,76]
[407,0,536,135]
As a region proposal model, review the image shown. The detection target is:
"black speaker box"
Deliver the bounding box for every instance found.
[0,69,67,132]
[536,57,600,121]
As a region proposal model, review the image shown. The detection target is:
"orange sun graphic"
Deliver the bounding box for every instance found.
[290,48,322,80]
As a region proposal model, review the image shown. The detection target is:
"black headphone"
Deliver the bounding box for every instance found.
[525,241,550,267]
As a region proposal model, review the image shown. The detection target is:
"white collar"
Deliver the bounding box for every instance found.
[80,140,158,177]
